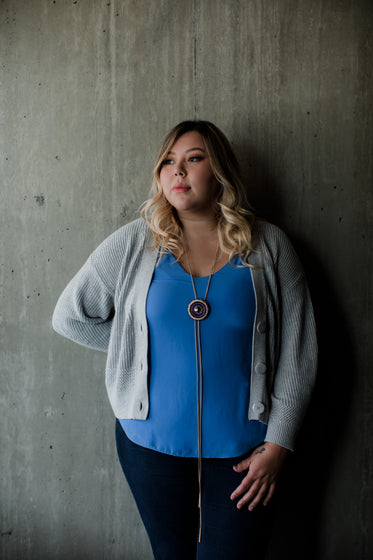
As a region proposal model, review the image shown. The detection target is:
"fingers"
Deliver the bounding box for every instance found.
[263,482,276,506]
[230,443,287,510]
[230,460,277,509]
[237,479,262,510]
[232,457,251,473]
[230,472,252,502]
[232,477,276,510]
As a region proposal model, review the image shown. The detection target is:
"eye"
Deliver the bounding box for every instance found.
[189,155,204,162]
[162,158,174,166]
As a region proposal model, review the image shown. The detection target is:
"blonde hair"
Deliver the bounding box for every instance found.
[141,120,255,264]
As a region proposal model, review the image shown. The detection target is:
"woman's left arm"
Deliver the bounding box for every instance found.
[231,225,318,509]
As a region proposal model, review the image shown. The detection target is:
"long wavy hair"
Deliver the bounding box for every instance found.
[141,120,255,264]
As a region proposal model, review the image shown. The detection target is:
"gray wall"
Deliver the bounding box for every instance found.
[1,1,372,559]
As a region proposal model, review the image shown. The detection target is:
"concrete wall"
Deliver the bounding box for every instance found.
[1,1,372,558]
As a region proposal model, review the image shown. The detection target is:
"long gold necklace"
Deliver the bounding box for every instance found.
[183,236,219,543]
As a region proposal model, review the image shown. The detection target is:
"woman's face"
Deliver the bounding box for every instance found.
[159,131,219,219]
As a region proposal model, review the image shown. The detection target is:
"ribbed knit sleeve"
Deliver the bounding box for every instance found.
[52,257,114,351]
[248,221,317,450]
[52,218,152,358]
[264,274,317,449]
[259,223,317,450]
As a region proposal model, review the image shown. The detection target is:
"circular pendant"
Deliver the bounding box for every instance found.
[187,298,210,321]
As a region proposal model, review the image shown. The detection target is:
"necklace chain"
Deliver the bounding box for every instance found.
[184,242,219,300]
[181,233,219,542]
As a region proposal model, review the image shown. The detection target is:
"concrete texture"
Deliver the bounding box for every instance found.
[1,1,372,558]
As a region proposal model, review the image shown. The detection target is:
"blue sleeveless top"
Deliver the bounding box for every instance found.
[120,253,267,458]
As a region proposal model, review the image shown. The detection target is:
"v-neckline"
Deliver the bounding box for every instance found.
[168,252,232,279]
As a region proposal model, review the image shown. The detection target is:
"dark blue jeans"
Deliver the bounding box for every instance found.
[115,420,275,559]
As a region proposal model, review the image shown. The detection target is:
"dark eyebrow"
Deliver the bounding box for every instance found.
[167,147,206,155]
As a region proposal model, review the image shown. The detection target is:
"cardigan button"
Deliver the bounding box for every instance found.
[255,362,267,374]
[253,402,265,414]
[257,321,267,334]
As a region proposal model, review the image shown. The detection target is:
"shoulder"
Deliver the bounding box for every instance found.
[252,219,291,249]
[251,219,305,284]
[91,218,150,259]
[89,218,152,286]
[98,218,150,246]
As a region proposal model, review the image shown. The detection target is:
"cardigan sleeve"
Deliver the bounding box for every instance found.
[260,224,318,451]
[52,219,150,354]
[264,275,317,450]
[52,256,114,352]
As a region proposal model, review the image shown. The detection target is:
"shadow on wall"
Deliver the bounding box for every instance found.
[235,142,285,222]
[269,247,353,560]
[237,147,354,559]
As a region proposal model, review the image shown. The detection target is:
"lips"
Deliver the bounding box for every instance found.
[172,183,191,192]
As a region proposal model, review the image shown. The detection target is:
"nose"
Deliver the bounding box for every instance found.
[174,167,185,177]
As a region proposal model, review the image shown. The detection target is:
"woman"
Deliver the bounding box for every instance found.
[52,120,317,559]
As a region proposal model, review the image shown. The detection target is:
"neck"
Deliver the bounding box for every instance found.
[178,213,218,239]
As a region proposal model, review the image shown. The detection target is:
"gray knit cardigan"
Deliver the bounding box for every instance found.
[52,218,317,451]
